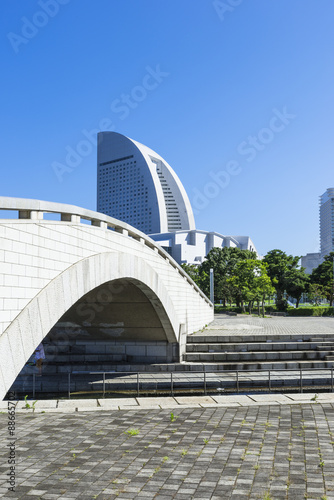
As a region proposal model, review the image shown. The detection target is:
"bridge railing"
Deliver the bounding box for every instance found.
[0,197,212,306]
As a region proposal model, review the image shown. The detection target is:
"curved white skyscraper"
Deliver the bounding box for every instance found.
[97,132,195,234]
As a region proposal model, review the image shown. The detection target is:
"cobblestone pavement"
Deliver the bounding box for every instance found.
[1,400,334,500]
[201,315,334,336]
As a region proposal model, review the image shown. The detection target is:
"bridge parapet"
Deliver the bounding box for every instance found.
[0,197,210,305]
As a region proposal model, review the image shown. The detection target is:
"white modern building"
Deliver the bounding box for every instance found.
[320,187,334,259]
[150,230,258,265]
[97,132,258,265]
[301,188,334,273]
[300,252,322,275]
[97,131,195,235]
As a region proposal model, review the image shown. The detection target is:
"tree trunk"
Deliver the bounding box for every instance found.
[241,300,246,313]
[257,301,260,316]
[276,289,283,304]
[262,299,265,317]
[296,297,300,308]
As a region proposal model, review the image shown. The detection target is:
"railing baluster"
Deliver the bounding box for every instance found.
[268,370,271,393]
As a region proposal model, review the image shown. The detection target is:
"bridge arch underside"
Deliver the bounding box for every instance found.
[45,277,179,365]
[1,252,182,400]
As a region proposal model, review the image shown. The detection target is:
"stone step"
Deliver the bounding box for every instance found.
[186,342,333,353]
[18,359,334,377]
[20,362,191,375]
[182,360,334,370]
[310,337,334,342]
[183,351,331,362]
[187,334,334,343]
[42,354,128,363]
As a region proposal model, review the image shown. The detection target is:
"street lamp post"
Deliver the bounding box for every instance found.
[210,268,214,304]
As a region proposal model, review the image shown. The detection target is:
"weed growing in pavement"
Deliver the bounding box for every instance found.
[125,429,139,436]
[24,395,37,410]
[170,412,178,422]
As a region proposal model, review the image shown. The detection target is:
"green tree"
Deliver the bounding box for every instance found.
[227,260,275,316]
[284,267,310,308]
[310,252,334,306]
[200,247,257,304]
[263,249,300,310]
[308,283,327,306]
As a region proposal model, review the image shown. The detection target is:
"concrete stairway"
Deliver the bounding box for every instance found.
[9,333,334,396]
[183,333,334,370]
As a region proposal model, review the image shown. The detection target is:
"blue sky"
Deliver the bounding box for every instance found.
[1,0,333,257]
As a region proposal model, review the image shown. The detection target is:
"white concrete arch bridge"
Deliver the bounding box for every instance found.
[0,198,213,400]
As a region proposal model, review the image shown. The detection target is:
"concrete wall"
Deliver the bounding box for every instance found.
[0,197,213,400]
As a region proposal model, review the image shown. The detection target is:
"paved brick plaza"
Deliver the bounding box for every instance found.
[1,402,334,499]
[204,315,334,336]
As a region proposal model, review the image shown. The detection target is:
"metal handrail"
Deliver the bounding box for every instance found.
[28,367,334,399]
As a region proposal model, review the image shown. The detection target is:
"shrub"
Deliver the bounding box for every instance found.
[214,306,243,314]
[287,307,334,317]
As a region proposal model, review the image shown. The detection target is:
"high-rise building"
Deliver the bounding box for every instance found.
[97,131,258,265]
[320,187,334,259]
[97,131,195,235]
[301,187,334,273]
